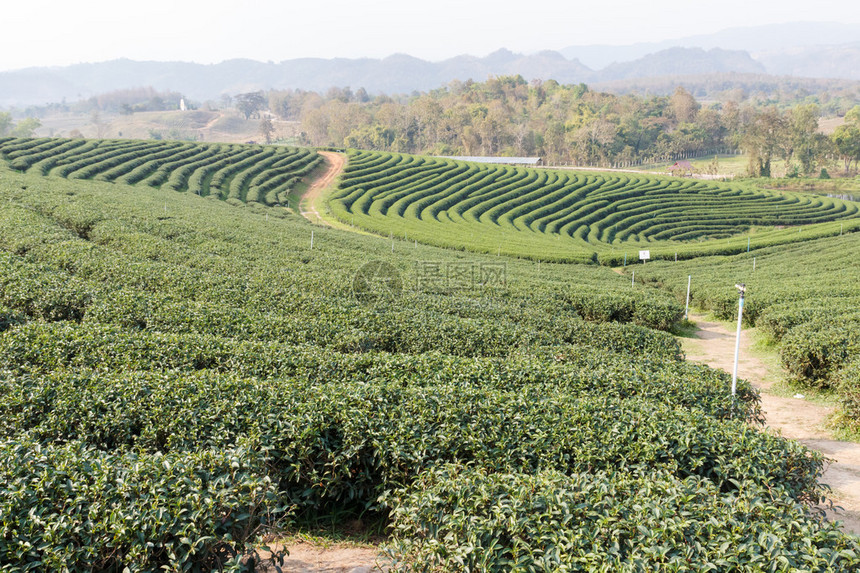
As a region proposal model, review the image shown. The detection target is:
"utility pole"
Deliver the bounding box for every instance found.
[731,283,746,397]
[684,275,691,320]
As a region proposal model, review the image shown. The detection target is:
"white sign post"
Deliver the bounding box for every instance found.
[639,250,650,263]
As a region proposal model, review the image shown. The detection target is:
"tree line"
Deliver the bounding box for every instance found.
[0,113,40,138]
[250,76,860,177]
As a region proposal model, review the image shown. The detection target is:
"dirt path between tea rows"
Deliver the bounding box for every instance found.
[259,540,390,573]
[299,151,345,226]
[272,150,390,571]
[684,313,860,534]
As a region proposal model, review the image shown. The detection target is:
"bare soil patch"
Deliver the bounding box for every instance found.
[684,314,860,534]
[257,538,391,573]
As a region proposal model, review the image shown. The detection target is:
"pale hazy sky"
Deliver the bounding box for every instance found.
[0,0,857,71]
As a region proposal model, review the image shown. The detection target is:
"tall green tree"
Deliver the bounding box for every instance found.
[833,124,860,174]
[235,92,267,120]
[784,104,826,175]
[743,107,785,177]
[259,116,274,144]
[10,117,41,138]
[0,112,12,136]
[669,86,700,125]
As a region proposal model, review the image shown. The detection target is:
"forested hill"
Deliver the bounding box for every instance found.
[283,78,860,174]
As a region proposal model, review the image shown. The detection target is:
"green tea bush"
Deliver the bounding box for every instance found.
[0,438,283,572]
[834,358,860,433]
[0,322,756,420]
[385,465,860,572]
[0,306,24,332]
[781,320,860,386]
[0,371,821,507]
[0,252,96,321]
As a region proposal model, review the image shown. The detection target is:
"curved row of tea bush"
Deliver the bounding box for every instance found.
[0,321,758,421]
[0,162,856,568]
[0,366,824,570]
[386,465,860,571]
[328,150,860,263]
[0,369,803,500]
[0,137,321,206]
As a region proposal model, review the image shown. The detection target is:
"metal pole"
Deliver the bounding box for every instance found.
[731,284,746,397]
[310,230,314,250]
[747,237,750,253]
[684,275,691,320]
[632,271,635,287]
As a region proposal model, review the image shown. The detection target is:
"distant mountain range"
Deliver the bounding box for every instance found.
[560,21,860,69]
[1,21,859,107]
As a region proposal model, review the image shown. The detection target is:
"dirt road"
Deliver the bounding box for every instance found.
[684,314,860,534]
[300,151,345,225]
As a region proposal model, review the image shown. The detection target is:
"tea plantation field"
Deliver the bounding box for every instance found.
[0,139,858,570]
[0,136,320,205]
[328,150,860,264]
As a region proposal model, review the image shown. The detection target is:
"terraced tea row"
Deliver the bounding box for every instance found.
[0,137,321,206]
[329,150,860,263]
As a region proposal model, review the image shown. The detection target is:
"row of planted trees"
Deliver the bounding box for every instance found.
[251,76,860,176]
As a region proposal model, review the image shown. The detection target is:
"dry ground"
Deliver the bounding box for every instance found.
[258,540,390,573]
[34,110,300,144]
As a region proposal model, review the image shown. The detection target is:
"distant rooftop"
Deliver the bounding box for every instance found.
[440,156,543,166]
[669,160,694,170]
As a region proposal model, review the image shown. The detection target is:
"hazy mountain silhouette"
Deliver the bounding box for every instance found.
[560,21,860,69]
[0,52,592,106]
[1,22,859,107]
[598,48,764,81]
[756,42,860,79]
